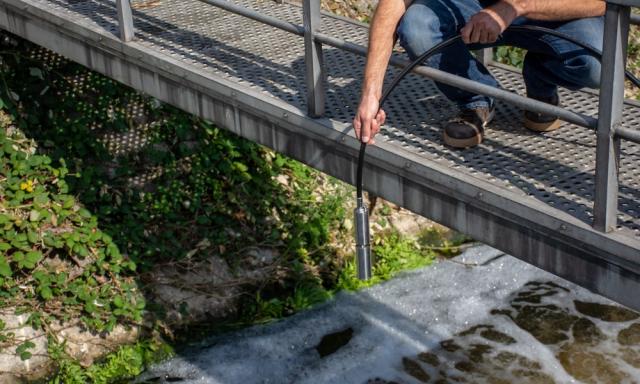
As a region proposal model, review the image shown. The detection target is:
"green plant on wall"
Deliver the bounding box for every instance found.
[0,31,469,381]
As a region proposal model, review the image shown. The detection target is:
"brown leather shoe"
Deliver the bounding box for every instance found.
[524,93,561,132]
[443,106,495,149]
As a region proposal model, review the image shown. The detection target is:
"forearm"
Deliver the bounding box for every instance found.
[504,0,605,21]
[362,0,409,99]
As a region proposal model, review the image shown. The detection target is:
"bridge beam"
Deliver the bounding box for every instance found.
[1,0,640,310]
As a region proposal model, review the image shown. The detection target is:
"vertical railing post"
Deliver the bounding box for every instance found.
[475,48,493,67]
[303,0,325,117]
[116,0,135,42]
[594,2,630,232]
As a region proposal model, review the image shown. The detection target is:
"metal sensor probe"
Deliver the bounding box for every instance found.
[354,197,372,280]
[352,26,639,281]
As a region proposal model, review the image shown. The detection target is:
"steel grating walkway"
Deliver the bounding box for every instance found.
[2,0,640,307]
[34,0,640,237]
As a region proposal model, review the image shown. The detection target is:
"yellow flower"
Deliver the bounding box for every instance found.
[20,179,34,193]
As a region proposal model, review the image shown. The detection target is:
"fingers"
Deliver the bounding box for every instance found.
[376,109,386,126]
[353,115,361,141]
[470,24,482,45]
[361,116,372,143]
[462,10,504,44]
[490,32,500,43]
[369,116,380,145]
[366,109,386,144]
[461,24,472,44]
[354,95,383,144]
[479,28,489,44]
[353,109,385,145]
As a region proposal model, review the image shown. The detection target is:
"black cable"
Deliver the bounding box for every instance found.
[353,24,640,281]
[355,24,640,204]
[356,34,464,202]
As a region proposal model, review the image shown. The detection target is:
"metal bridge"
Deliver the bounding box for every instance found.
[1,0,640,308]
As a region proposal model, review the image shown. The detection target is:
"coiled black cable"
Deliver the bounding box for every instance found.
[355,24,640,204]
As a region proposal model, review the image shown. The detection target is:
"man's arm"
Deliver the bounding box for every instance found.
[463,0,605,44]
[512,0,605,21]
[353,0,411,144]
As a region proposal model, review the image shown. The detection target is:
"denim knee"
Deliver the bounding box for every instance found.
[396,4,455,59]
[563,54,601,90]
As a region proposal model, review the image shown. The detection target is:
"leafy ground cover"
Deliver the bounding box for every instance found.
[0,31,459,382]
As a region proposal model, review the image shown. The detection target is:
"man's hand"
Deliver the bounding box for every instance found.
[353,94,386,145]
[353,0,407,145]
[461,1,520,44]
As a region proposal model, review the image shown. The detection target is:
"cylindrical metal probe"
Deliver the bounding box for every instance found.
[354,197,372,280]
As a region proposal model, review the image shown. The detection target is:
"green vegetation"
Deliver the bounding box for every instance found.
[0,33,453,382]
[494,46,526,68]
[0,110,142,346]
[48,339,173,384]
[337,231,435,291]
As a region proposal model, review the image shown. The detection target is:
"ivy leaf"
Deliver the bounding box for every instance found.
[62,196,74,209]
[33,193,49,206]
[19,351,32,361]
[16,341,35,361]
[24,251,42,269]
[29,210,40,222]
[113,295,124,308]
[29,67,44,80]
[12,251,25,265]
[39,285,53,300]
[0,256,12,277]
[78,208,92,219]
[27,230,39,244]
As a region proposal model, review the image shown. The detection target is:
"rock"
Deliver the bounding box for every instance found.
[387,207,434,235]
[147,247,278,328]
[149,255,241,327]
[320,0,377,21]
[0,312,138,381]
[54,324,139,367]
[557,344,629,384]
[574,300,640,322]
[618,323,640,346]
[0,373,22,384]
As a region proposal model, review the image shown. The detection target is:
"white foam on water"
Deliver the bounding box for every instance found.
[137,245,640,384]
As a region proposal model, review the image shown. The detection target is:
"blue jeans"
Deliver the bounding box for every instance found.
[396,0,604,110]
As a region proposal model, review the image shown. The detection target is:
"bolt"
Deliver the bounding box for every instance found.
[404,162,411,169]
[560,224,567,231]
[477,192,484,198]
[283,112,289,118]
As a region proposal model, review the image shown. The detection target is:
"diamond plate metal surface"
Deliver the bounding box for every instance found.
[27,0,640,239]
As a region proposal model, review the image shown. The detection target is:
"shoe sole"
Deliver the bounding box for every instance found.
[443,131,482,148]
[524,116,562,132]
[442,108,493,149]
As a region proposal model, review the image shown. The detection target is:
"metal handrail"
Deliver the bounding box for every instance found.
[114,0,639,233]
[114,0,639,140]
